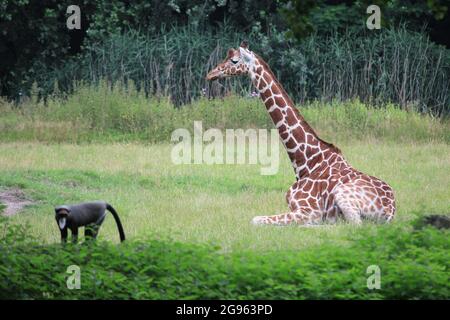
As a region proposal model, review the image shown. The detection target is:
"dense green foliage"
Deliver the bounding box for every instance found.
[2,1,450,114]
[0,0,282,98]
[28,26,450,115]
[0,216,448,299]
[282,0,450,38]
[1,82,448,143]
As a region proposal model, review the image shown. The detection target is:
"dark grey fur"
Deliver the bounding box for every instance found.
[55,201,125,243]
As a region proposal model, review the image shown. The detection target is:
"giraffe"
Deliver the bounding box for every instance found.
[206,41,396,225]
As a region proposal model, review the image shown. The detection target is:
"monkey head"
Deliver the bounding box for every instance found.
[55,205,71,229]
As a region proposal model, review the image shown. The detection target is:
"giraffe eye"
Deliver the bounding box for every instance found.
[231,58,238,64]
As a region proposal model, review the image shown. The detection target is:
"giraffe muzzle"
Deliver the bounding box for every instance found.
[206,69,222,81]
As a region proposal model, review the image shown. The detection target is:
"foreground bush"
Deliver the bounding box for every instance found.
[0,216,448,299]
[0,84,448,144]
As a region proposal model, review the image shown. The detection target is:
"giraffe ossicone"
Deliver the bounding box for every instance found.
[206,42,396,226]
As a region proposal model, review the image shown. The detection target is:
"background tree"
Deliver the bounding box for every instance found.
[0,0,449,115]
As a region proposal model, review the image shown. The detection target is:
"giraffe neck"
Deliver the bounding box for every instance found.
[249,56,341,178]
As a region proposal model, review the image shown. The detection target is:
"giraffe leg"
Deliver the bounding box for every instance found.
[333,182,396,224]
[332,186,363,224]
[334,198,362,224]
[251,207,322,226]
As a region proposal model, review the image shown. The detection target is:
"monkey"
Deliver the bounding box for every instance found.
[55,201,125,243]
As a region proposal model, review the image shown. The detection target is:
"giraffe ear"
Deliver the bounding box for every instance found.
[227,48,235,58]
[240,41,249,49]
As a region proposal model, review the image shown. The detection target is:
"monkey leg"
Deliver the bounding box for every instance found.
[92,213,106,239]
[91,224,100,239]
[251,207,323,226]
[85,223,102,240]
[60,228,68,243]
[71,228,79,243]
[84,225,95,240]
[85,213,105,241]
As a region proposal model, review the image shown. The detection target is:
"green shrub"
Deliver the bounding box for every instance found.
[0,215,448,299]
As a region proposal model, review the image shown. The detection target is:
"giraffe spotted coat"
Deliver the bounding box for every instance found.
[206,42,396,225]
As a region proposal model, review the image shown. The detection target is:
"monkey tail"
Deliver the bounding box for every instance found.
[106,203,126,242]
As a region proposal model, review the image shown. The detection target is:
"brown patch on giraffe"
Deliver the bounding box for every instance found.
[381,197,391,207]
[298,199,309,207]
[308,153,323,169]
[305,145,319,158]
[287,152,297,163]
[291,134,300,146]
[286,109,298,126]
[309,199,320,210]
[324,152,334,161]
[258,78,267,90]
[270,108,284,123]
[260,88,272,101]
[294,127,306,139]
[292,150,306,164]
[278,124,287,133]
[303,180,313,192]
[285,138,297,150]
[262,72,271,84]
[306,134,316,145]
[271,84,281,96]
[306,157,318,169]
[279,130,289,141]
[372,179,382,188]
[265,97,274,109]
[328,179,339,191]
[274,96,286,107]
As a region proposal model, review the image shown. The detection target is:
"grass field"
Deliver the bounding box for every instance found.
[1,139,448,251]
[1,92,449,299]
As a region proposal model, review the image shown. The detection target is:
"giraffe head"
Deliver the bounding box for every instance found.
[206,41,256,81]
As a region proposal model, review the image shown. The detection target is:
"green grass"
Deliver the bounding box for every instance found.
[1,83,449,144]
[0,140,448,251]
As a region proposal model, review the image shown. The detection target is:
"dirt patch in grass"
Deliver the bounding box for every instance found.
[0,188,33,216]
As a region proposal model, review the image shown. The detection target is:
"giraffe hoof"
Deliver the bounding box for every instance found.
[251,216,267,225]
